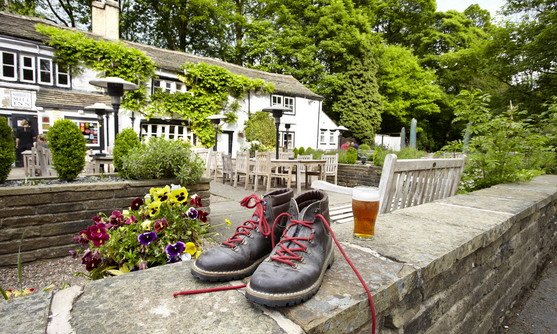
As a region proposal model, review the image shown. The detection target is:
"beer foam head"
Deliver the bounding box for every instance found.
[352,186,380,201]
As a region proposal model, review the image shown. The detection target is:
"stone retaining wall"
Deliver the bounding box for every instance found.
[337,163,381,187]
[1,176,556,334]
[0,179,210,267]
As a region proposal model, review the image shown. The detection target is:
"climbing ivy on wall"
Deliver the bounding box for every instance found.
[36,25,274,147]
[36,24,156,111]
[145,62,274,146]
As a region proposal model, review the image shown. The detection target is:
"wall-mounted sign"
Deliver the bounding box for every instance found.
[77,121,99,146]
[11,91,33,109]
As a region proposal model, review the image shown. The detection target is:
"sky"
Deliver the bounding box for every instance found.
[436,0,506,17]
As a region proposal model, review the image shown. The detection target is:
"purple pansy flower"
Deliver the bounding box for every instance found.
[165,241,186,257]
[186,207,198,219]
[137,232,158,246]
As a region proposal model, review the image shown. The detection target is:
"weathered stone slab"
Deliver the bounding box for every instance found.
[474,186,555,207]
[71,261,289,334]
[438,192,537,220]
[0,291,52,334]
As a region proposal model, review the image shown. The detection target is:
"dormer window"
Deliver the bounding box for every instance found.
[56,64,70,87]
[152,78,186,94]
[1,51,17,81]
[20,55,35,83]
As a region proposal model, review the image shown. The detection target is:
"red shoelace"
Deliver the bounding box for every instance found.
[174,210,377,334]
[221,194,277,248]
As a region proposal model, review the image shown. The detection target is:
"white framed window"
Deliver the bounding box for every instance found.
[56,64,70,87]
[1,51,17,81]
[329,130,335,145]
[279,131,294,149]
[20,55,35,83]
[319,130,326,144]
[271,94,295,115]
[152,78,185,94]
[38,57,53,85]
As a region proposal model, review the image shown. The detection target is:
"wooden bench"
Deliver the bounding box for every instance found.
[327,153,466,223]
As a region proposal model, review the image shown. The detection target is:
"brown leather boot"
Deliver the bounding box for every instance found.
[245,190,333,307]
[191,188,293,282]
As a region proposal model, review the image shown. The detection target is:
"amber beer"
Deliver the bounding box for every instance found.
[352,187,380,238]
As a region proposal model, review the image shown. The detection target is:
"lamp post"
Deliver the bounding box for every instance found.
[263,105,291,159]
[336,125,348,149]
[206,115,226,151]
[84,103,113,156]
[89,77,138,136]
[284,122,295,151]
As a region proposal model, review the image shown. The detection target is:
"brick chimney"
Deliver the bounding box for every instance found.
[91,0,119,40]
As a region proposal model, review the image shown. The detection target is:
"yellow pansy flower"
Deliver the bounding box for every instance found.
[185,242,197,255]
[170,187,188,204]
[146,200,161,217]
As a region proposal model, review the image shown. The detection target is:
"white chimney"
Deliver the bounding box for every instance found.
[91,0,119,40]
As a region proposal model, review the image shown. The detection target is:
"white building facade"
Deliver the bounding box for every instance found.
[0,4,341,158]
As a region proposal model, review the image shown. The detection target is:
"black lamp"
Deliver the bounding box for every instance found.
[89,77,138,136]
[206,115,226,151]
[84,102,113,156]
[263,105,291,159]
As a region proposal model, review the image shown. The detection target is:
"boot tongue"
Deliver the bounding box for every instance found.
[281,199,315,247]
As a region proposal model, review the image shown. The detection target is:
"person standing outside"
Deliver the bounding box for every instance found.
[15,119,36,167]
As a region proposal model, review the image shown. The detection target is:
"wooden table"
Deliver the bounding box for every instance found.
[271,159,326,193]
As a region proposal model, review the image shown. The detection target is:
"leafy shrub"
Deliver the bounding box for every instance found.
[339,147,358,164]
[372,146,427,166]
[244,111,275,148]
[297,147,306,155]
[73,185,213,279]
[452,90,552,191]
[47,119,86,181]
[113,128,141,171]
[358,143,371,151]
[119,137,204,185]
[0,117,15,183]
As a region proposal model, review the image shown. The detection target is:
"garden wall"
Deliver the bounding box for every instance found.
[337,163,382,187]
[0,179,210,267]
[1,176,556,334]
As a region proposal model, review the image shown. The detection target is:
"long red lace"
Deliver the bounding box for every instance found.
[173,210,377,334]
[222,194,275,248]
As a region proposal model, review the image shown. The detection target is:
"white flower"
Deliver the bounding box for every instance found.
[180,253,192,261]
[170,184,182,191]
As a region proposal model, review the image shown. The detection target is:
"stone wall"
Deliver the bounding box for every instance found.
[0,179,210,267]
[1,176,556,334]
[337,163,381,187]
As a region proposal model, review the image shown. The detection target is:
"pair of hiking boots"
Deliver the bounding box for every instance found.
[191,188,333,307]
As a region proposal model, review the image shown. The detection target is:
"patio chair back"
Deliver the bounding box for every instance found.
[279,151,294,160]
[233,151,251,189]
[252,151,272,191]
[322,154,339,184]
[221,154,234,184]
[297,154,313,172]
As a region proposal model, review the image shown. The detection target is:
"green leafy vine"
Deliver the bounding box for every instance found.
[36,24,156,111]
[145,62,274,146]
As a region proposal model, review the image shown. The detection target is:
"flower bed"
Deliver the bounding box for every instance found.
[0,179,210,267]
[74,185,213,279]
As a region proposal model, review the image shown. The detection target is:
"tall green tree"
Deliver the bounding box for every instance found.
[334,55,382,144]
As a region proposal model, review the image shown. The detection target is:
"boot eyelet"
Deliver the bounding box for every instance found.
[299,256,305,263]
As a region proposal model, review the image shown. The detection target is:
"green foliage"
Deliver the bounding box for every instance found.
[36,24,156,111]
[146,62,273,147]
[243,111,276,148]
[372,146,427,167]
[339,147,358,164]
[47,119,86,181]
[358,144,371,151]
[0,117,15,183]
[113,128,141,171]
[74,185,213,279]
[334,56,382,143]
[453,90,553,191]
[119,137,204,185]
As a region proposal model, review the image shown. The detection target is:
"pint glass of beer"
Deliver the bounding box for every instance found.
[352,186,380,238]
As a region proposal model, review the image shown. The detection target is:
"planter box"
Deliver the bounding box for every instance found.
[0,179,210,267]
[337,163,382,187]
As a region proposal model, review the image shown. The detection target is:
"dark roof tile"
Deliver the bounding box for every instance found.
[36,88,111,110]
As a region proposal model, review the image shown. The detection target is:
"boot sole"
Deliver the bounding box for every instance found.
[190,255,268,282]
[244,247,334,307]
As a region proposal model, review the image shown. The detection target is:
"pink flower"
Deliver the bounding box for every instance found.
[154,218,168,233]
[85,223,110,247]
[124,215,137,225]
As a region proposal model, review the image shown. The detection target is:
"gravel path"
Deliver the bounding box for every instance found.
[0,256,89,292]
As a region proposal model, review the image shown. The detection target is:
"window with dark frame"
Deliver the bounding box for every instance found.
[20,55,35,83]
[1,51,17,80]
[271,94,295,115]
[38,57,52,84]
[56,64,70,87]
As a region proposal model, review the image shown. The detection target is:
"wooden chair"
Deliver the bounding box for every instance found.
[250,151,272,191]
[221,154,234,184]
[37,145,56,177]
[192,148,212,178]
[318,153,466,223]
[322,154,339,184]
[211,151,223,181]
[233,152,251,189]
[279,151,294,160]
[378,154,465,213]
